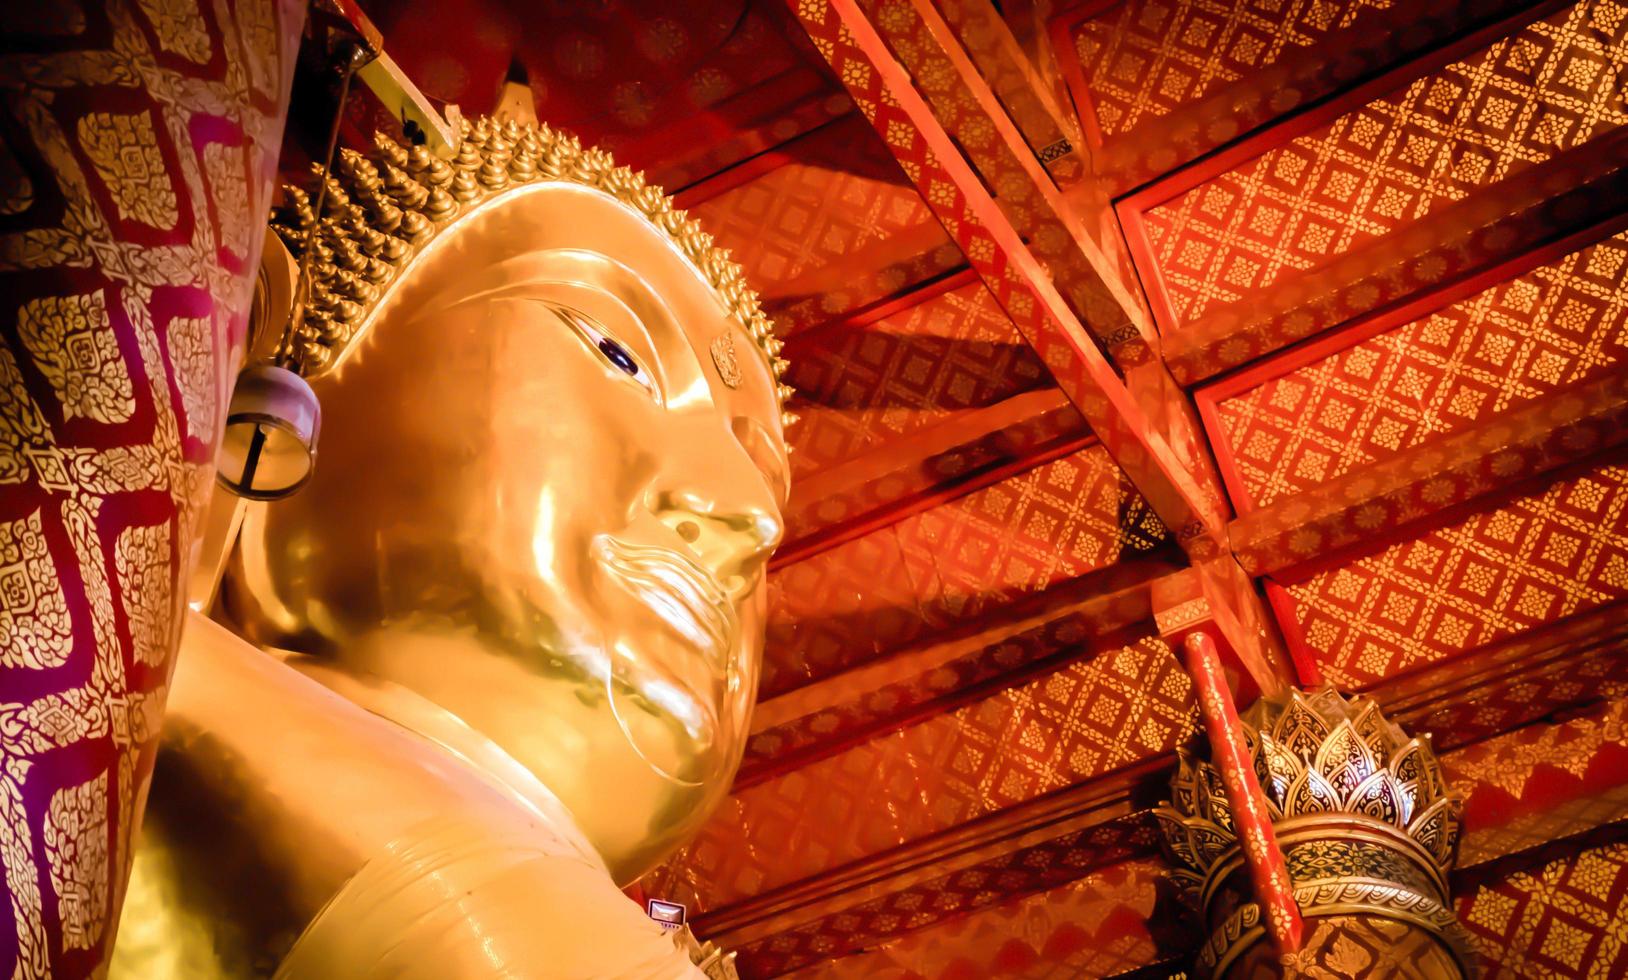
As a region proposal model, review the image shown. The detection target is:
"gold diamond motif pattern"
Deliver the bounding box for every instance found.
[691,114,959,332]
[1287,461,1628,687]
[1217,229,1628,507]
[762,446,1166,697]
[1143,1,1628,328]
[1073,0,1393,139]
[1458,835,1628,977]
[779,858,1176,979]
[891,447,1168,622]
[785,280,1050,479]
[649,636,1196,914]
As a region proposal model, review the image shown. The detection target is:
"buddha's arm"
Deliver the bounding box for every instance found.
[114,612,702,979]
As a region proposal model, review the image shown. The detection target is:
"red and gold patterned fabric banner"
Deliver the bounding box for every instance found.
[0,0,299,973]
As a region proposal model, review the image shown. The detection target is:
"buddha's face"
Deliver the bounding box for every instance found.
[224,185,786,881]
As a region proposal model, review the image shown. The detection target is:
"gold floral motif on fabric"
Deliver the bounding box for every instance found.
[0,510,73,671]
[43,772,109,951]
[114,522,174,668]
[75,112,181,232]
[17,290,137,424]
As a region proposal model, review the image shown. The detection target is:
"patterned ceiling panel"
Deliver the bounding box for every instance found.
[763,445,1167,697]
[719,814,1173,977]
[1282,458,1628,689]
[1069,0,1393,140]
[763,527,936,699]
[1160,136,1628,387]
[353,0,835,179]
[1382,599,1628,751]
[689,114,963,334]
[1415,651,1628,758]
[1058,0,1541,191]
[1134,0,1628,331]
[743,580,1166,782]
[782,279,1053,482]
[779,398,1088,548]
[1446,696,1628,868]
[888,447,1166,625]
[1454,826,1628,979]
[776,857,1188,980]
[1212,228,1628,509]
[648,634,1196,916]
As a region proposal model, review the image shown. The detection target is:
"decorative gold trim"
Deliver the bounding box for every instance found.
[1197,901,1263,976]
[671,925,739,980]
[1153,595,1210,634]
[270,116,794,423]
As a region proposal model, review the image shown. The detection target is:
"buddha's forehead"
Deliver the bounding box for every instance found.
[357,180,785,446]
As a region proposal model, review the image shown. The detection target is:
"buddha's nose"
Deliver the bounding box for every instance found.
[647,434,783,587]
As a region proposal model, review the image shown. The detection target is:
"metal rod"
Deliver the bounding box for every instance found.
[279,41,371,366]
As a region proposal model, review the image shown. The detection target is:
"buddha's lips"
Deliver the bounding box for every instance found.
[595,536,736,666]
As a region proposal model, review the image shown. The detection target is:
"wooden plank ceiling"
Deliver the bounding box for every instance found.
[355,0,1628,975]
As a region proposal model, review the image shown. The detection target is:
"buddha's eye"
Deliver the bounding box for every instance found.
[552,306,659,399]
[597,337,639,376]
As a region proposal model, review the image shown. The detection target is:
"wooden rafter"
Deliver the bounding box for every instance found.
[781,0,1294,693]
[1227,373,1628,577]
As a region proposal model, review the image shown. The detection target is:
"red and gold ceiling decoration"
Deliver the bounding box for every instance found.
[272,0,1628,973]
[276,0,1628,973]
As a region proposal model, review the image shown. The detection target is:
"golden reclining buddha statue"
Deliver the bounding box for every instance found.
[113,114,792,978]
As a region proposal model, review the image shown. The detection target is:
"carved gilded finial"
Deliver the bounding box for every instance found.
[278,184,316,230]
[373,131,409,169]
[1156,688,1473,977]
[380,164,429,211]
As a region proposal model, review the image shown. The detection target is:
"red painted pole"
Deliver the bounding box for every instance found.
[1183,631,1305,956]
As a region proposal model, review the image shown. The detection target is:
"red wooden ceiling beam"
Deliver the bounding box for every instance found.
[1371,597,1628,753]
[1231,370,1628,577]
[782,0,1295,694]
[695,778,1165,961]
[1444,694,1628,870]
[1177,631,1304,956]
[858,0,1151,365]
[742,560,1178,783]
[783,0,1212,545]
[776,390,1090,566]
[781,0,1191,501]
[931,0,1086,184]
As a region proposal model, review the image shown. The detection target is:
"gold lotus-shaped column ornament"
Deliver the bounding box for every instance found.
[1156,688,1475,979]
